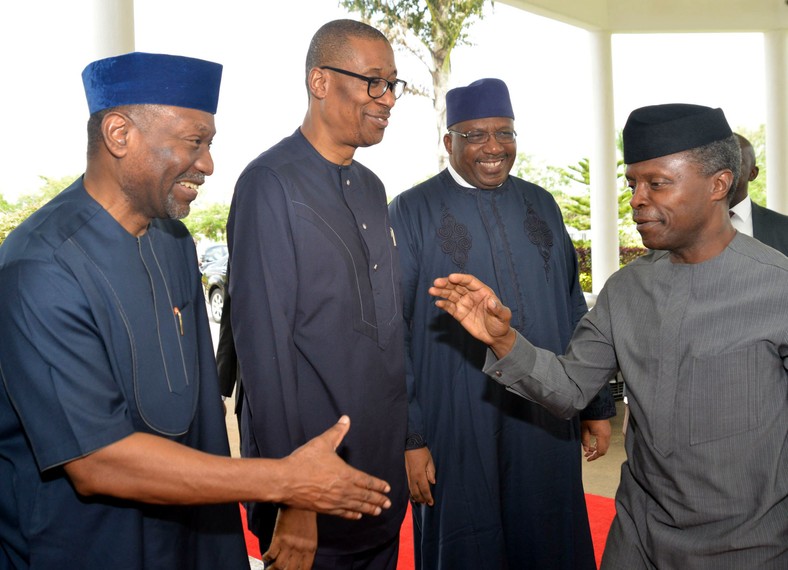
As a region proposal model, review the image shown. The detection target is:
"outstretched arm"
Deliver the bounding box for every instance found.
[428,273,516,358]
[64,416,391,520]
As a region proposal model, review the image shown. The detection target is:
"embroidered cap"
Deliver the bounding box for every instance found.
[82,52,223,115]
[623,103,732,164]
[446,78,514,128]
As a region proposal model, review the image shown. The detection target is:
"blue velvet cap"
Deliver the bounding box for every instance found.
[82,52,223,115]
[446,78,514,128]
[623,103,732,164]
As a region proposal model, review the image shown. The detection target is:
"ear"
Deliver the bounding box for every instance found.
[443,132,453,155]
[102,111,131,158]
[749,165,759,182]
[307,67,328,100]
[711,169,734,203]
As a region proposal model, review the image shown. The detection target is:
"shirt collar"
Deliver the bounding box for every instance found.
[447,163,475,188]
[446,163,506,189]
[729,196,752,222]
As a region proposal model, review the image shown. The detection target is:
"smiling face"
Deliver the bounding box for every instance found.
[319,37,398,157]
[445,116,516,189]
[626,151,733,262]
[121,105,216,221]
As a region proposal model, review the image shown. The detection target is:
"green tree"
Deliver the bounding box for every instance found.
[340,0,490,169]
[182,202,230,243]
[0,175,230,247]
[735,124,766,205]
[0,175,77,244]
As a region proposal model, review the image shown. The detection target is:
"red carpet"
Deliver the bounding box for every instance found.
[242,494,616,569]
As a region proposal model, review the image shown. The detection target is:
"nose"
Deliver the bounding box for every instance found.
[482,135,504,153]
[378,86,397,108]
[629,182,645,210]
[195,146,214,176]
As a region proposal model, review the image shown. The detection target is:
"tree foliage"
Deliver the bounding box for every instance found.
[339,0,490,169]
[0,175,230,246]
[735,124,766,205]
[181,202,230,243]
[0,175,77,244]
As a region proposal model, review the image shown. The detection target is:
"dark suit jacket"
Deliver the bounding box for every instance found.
[216,266,243,416]
[752,201,788,256]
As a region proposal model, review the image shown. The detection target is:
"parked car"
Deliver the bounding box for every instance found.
[199,243,228,272]
[201,254,227,323]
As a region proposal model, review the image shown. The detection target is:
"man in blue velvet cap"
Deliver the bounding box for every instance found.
[388,77,615,569]
[0,51,392,569]
[428,103,788,568]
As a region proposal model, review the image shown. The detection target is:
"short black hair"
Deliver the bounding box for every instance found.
[304,19,388,84]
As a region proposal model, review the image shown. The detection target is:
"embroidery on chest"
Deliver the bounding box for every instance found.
[437,206,472,269]
[523,201,554,279]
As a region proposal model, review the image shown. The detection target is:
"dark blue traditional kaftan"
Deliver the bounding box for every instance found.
[0,180,248,569]
[389,169,612,570]
[227,130,408,557]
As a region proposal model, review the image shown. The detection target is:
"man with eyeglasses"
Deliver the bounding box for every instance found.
[226,19,408,570]
[388,77,615,569]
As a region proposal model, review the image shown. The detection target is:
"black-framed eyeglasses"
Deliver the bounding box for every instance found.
[447,129,517,145]
[320,66,407,99]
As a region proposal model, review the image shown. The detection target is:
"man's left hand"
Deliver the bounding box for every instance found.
[581,419,611,462]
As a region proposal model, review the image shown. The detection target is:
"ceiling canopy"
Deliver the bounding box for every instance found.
[502,0,788,33]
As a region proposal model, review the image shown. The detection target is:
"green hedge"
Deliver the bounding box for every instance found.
[575,246,647,292]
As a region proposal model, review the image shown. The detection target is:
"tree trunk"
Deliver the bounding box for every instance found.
[432,63,449,171]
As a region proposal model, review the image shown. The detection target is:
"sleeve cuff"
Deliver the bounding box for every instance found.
[405,433,426,450]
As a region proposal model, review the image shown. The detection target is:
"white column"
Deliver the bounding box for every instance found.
[90,0,135,58]
[764,30,788,214]
[589,30,620,293]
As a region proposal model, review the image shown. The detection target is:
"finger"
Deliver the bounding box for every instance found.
[420,483,434,506]
[586,449,601,462]
[360,473,391,495]
[325,415,351,451]
[262,546,280,567]
[426,465,436,485]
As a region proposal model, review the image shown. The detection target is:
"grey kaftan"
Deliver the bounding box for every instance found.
[484,233,788,569]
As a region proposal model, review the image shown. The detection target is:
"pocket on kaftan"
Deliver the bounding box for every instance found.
[688,343,761,445]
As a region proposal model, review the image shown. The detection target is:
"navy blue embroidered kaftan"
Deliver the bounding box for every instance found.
[389,169,610,569]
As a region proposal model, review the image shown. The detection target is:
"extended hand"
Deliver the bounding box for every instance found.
[429,273,516,357]
[281,416,391,519]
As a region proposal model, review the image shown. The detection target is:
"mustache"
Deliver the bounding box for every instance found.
[177,173,206,185]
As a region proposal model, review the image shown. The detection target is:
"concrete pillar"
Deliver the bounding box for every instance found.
[764,30,788,214]
[90,0,135,58]
[588,30,620,293]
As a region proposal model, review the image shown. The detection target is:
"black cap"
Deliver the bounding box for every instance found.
[623,103,732,164]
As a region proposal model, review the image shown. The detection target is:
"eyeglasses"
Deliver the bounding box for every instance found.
[447,129,517,145]
[320,66,407,100]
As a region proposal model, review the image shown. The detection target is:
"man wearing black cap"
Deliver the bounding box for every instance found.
[0,52,393,570]
[427,103,788,568]
[388,78,615,569]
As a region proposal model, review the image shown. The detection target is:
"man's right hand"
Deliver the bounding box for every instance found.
[280,416,391,520]
[405,447,435,506]
[429,273,516,358]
